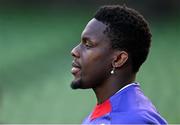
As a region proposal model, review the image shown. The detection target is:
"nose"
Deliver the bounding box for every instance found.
[71,44,80,58]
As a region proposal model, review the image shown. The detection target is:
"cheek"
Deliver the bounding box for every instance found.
[82,50,111,81]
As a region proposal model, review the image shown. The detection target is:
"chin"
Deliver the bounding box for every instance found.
[71,78,82,89]
[70,79,91,89]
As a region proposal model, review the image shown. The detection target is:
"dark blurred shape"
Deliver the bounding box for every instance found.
[0,0,180,19]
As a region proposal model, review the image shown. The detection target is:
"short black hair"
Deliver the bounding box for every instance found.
[94,5,152,73]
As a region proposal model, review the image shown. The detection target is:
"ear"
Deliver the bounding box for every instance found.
[112,51,128,68]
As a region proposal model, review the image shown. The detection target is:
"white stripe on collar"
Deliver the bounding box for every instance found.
[115,82,140,95]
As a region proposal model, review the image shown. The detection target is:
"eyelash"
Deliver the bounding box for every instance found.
[85,42,91,47]
[83,40,92,48]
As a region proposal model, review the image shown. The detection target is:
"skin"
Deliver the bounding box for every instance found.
[71,18,136,104]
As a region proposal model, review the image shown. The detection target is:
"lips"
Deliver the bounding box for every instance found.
[71,67,80,74]
[71,61,81,75]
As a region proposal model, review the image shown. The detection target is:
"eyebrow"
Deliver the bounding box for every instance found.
[81,36,93,42]
[82,36,89,41]
[81,37,98,46]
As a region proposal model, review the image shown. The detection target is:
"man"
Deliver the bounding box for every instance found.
[71,5,167,124]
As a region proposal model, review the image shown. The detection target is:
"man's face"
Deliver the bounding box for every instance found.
[71,18,114,89]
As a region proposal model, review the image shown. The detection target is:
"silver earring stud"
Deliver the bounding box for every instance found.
[110,68,115,74]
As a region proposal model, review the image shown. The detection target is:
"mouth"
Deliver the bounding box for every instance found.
[71,61,81,76]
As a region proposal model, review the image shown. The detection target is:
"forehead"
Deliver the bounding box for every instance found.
[81,18,108,42]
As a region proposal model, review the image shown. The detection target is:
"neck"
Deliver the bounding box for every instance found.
[93,71,136,104]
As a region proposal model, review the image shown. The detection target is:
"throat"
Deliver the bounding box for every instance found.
[93,74,135,104]
[93,83,123,104]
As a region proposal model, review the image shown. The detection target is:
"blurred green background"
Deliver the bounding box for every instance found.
[0,0,180,123]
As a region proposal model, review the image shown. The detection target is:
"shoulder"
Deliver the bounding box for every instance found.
[110,110,167,124]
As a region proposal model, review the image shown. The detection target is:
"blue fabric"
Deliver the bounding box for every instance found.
[82,83,167,124]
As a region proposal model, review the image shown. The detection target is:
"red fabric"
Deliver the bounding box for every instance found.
[90,99,112,120]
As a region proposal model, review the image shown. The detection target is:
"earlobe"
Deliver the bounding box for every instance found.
[112,51,128,68]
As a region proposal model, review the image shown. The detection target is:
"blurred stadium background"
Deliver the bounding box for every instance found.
[0,0,179,123]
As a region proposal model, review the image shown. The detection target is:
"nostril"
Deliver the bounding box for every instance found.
[71,48,75,56]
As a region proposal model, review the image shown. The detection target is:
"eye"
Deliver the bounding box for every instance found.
[84,40,93,48]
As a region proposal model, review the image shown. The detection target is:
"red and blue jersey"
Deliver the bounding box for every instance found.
[82,83,167,124]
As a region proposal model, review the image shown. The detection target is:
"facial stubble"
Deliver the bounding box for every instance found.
[71,77,83,89]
